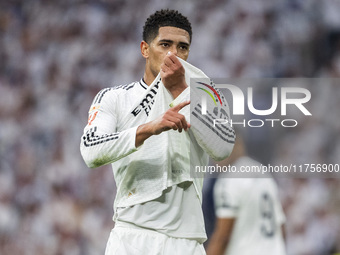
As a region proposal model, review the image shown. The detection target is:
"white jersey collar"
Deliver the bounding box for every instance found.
[139,78,148,90]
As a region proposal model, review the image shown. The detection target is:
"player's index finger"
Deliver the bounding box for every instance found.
[172,100,190,112]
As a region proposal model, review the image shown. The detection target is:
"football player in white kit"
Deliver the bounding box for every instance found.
[80,9,235,255]
[206,134,286,255]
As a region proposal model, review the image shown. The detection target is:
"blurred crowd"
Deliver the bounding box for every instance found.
[0,0,340,254]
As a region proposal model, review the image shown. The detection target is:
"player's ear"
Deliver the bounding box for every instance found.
[141,41,149,59]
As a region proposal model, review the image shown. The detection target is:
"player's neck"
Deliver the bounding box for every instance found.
[143,68,157,86]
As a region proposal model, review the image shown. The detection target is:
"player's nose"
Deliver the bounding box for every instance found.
[169,46,178,56]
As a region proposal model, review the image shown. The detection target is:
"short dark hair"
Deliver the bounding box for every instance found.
[143,9,192,44]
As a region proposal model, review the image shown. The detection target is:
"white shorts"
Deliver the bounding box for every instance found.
[105,225,206,255]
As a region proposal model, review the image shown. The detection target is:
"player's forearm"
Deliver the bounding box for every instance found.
[135,100,191,147]
[190,125,234,161]
[80,126,138,168]
[169,82,235,161]
[135,122,154,147]
[190,90,235,161]
[206,235,229,255]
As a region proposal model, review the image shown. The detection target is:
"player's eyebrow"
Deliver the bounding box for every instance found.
[159,39,173,44]
[178,41,190,47]
[159,39,190,47]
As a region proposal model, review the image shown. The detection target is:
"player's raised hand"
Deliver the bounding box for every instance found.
[135,100,191,147]
[152,100,191,135]
[160,52,188,99]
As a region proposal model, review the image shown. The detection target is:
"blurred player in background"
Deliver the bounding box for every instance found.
[206,133,286,255]
[80,9,234,255]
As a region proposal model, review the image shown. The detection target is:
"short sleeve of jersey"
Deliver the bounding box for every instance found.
[273,186,286,225]
[213,178,241,218]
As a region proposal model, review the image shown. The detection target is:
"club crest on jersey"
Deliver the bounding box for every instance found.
[88,111,98,125]
[89,105,100,112]
[131,80,160,117]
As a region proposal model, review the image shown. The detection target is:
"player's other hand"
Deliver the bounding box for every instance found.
[152,100,191,135]
[135,100,190,147]
[160,52,188,98]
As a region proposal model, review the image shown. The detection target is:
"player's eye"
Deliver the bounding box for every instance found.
[179,45,189,51]
[160,43,170,47]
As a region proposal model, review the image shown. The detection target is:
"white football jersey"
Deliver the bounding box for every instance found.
[214,156,286,255]
[80,58,236,242]
[80,58,236,208]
